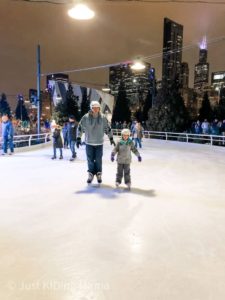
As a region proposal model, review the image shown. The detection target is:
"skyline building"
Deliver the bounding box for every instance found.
[109,63,153,109]
[180,62,189,89]
[46,73,69,105]
[162,17,183,87]
[194,37,209,91]
[211,71,225,92]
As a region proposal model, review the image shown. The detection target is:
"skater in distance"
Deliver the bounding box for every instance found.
[76,100,115,184]
[111,128,142,189]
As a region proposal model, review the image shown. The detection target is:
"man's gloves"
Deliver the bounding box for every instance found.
[111,153,115,162]
[76,137,81,148]
[138,156,142,162]
[110,137,116,146]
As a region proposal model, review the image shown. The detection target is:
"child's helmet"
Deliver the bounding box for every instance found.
[121,128,130,136]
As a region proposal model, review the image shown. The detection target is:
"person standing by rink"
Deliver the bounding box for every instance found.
[76,100,115,184]
[1,114,14,155]
[67,115,78,161]
[51,122,63,160]
[111,128,142,190]
[131,121,143,148]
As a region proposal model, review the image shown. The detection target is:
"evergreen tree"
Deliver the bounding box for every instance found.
[80,87,90,117]
[112,81,131,123]
[0,93,11,116]
[53,83,80,124]
[15,95,29,121]
[53,100,68,125]
[147,84,189,132]
[134,109,143,123]
[142,90,152,121]
[198,92,213,122]
[66,83,80,120]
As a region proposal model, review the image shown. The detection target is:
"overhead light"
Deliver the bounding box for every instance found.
[68,3,95,20]
[102,84,111,92]
[131,61,146,71]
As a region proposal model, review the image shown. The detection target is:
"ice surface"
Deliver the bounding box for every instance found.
[0,138,225,300]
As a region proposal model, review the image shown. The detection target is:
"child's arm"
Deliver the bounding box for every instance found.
[130,141,142,161]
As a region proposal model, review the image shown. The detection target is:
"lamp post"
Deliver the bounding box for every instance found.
[37,45,41,136]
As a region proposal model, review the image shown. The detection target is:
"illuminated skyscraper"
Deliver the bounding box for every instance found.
[162,18,183,87]
[109,63,153,110]
[194,37,209,90]
[180,62,189,89]
[211,71,225,92]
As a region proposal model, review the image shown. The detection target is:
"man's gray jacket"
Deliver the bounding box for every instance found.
[77,111,113,145]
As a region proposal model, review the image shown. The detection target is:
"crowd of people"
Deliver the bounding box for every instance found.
[191,119,225,136]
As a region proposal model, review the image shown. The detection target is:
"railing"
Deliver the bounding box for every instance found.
[0,133,51,149]
[112,129,225,147]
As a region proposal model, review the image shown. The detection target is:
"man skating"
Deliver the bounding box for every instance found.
[76,101,115,184]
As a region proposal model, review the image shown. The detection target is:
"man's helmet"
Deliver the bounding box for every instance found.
[90,101,101,109]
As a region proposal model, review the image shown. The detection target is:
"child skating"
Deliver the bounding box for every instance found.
[111,128,142,190]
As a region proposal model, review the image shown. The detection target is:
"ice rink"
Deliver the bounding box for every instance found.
[0,138,225,300]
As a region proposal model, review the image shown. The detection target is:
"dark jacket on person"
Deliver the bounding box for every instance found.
[67,121,78,141]
[52,128,63,148]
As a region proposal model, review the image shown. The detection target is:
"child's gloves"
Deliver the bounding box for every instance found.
[111,153,115,162]
[138,156,142,162]
[110,137,116,146]
[76,137,81,148]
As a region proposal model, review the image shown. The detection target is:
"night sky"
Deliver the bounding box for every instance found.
[0,0,225,107]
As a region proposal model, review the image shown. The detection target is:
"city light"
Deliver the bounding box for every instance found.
[102,85,111,92]
[199,36,207,50]
[68,3,95,20]
[131,61,146,70]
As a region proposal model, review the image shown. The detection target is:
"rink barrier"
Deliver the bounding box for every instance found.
[0,133,51,149]
[112,129,225,147]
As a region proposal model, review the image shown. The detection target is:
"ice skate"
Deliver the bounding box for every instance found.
[70,153,76,161]
[87,172,94,184]
[51,156,56,160]
[59,156,63,159]
[126,183,131,191]
[96,172,102,184]
[115,182,120,188]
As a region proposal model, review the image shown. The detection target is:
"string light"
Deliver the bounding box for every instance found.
[41,35,225,76]
[13,0,225,4]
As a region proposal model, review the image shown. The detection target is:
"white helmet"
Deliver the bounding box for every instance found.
[90,101,101,109]
[121,128,130,136]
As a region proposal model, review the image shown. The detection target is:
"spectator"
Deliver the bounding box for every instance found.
[131,121,143,148]
[195,120,202,134]
[67,116,78,161]
[51,122,63,160]
[1,114,14,155]
[201,119,210,134]
[62,122,69,149]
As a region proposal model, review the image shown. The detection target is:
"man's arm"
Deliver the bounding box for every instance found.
[103,116,115,146]
[76,116,86,147]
